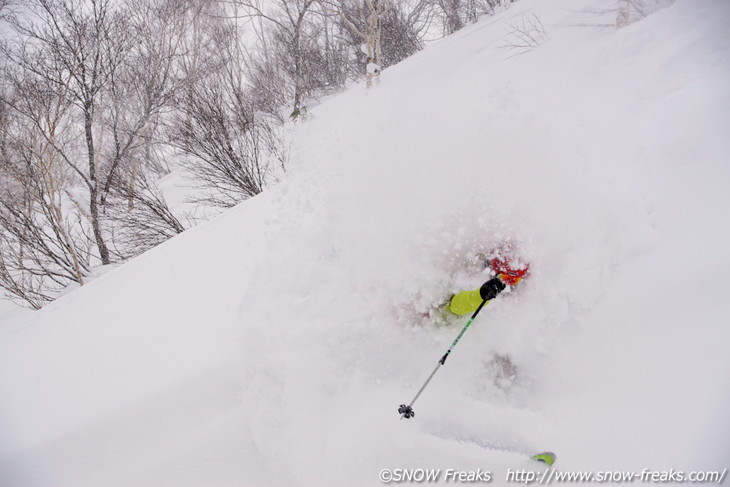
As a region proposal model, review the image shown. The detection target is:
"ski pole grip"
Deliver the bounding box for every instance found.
[479,277,506,301]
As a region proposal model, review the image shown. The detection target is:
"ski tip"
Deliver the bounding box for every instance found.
[531,451,556,466]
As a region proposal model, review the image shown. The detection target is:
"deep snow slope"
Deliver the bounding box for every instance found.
[1,0,729,485]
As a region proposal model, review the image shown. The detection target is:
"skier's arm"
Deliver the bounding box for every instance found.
[479,277,506,301]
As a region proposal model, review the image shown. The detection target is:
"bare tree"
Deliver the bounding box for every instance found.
[497,12,547,57]
[107,170,185,258]
[0,0,10,17]
[616,0,675,28]
[5,0,131,264]
[235,0,323,118]
[462,0,513,22]
[317,0,425,89]
[436,0,463,35]
[97,0,193,259]
[319,0,395,88]
[379,3,423,68]
[0,84,94,307]
[162,3,288,208]
[4,0,194,260]
[415,0,514,36]
[172,76,282,208]
[98,0,189,201]
[0,0,197,306]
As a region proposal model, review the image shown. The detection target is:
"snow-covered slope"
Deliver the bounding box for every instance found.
[1,0,729,485]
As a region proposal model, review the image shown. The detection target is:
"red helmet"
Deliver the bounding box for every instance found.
[490,257,529,286]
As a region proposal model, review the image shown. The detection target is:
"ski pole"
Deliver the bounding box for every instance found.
[398,298,489,419]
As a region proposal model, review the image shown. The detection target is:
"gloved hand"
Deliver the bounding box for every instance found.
[479,277,506,301]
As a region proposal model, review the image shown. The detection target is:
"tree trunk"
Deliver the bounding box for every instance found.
[443,0,463,34]
[84,102,111,265]
[616,0,632,28]
[292,27,303,118]
[365,4,379,88]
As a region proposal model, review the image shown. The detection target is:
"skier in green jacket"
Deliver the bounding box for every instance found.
[446,257,528,316]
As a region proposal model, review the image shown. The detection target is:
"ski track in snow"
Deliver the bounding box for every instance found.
[1,0,730,485]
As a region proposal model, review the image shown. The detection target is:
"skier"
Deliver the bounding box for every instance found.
[446,257,528,316]
[399,252,554,467]
[399,254,530,421]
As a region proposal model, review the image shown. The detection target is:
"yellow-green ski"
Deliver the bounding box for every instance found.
[531,451,557,466]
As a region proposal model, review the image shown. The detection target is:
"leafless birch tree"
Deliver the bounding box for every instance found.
[0,84,93,307]
[319,0,394,88]
[0,0,194,305]
[4,0,133,265]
